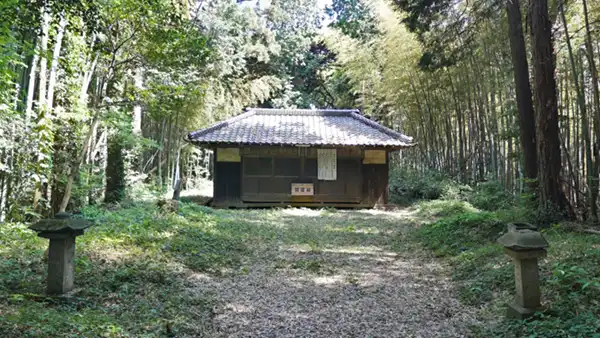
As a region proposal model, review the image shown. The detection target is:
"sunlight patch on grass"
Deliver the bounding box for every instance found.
[416,200,478,218]
[357,208,420,219]
[281,208,323,217]
[223,302,255,313]
[311,275,346,285]
[281,244,322,253]
[325,224,391,234]
[321,246,394,256]
[2,203,429,336]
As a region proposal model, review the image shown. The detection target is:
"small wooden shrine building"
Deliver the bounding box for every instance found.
[186,108,415,208]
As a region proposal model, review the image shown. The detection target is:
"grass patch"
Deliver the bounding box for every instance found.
[416,205,600,337]
[417,209,505,256]
[389,168,470,204]
[415,199,478,218]
[0,204,410,337]
[0,202,242,337]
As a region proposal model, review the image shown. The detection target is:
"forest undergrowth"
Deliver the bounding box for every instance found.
[0,172,598,337]
[392,170,600,337]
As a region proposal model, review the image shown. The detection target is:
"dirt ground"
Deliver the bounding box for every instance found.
[186,208,480,338]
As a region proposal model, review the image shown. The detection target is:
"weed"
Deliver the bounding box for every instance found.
[416,200,477,218]
[417,205,600,336]
[0,202,235,336]
[468,181,515,211]
[292,259,323,273]
[389,168,466,203]
[417,211,505,256]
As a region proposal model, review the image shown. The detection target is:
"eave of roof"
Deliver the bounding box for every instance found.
[186,108,416,148]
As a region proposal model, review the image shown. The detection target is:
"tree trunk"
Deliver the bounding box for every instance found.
[449,74,465,182]
[582,0,599,222]
[46,13,67,111]
[25,39,39,131]
[32,7,51,213]
[37,9,50,110]
[47,13,68,215]
[81,52,98,107]
[105,133,125,204]
[506,0,537,182]
[530,0,568,216]
[560,6,592,220]
[59,115,100,212]
[172,147,182,201]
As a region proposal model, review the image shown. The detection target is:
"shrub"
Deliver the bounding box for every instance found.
[418,207,600,337]
[494,206,535,224]
[0,201,238,336]
[452,245,512,305]
[389,168,469,204]
[416,200,477,218]
[417,211,506,257]
[468,180,515,211]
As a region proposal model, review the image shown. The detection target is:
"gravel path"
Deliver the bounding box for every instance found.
[187,209,480,338]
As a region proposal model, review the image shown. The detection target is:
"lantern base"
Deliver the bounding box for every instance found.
[506,301,542,320]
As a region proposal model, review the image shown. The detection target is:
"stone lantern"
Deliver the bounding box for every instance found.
[497,222,549,319]
[29,212,91,295]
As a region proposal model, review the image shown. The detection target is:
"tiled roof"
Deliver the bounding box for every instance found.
[186,108,415,148]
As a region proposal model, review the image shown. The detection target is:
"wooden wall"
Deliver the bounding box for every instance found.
[362,161,389,207]
[213,161,241,204]
[212,146,390,207]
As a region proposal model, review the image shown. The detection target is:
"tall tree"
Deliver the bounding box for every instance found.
[530,0,568,215]
[560,3,593,220]
[326,0,379,40]
[582,0,600,221]
[506,0,537,183]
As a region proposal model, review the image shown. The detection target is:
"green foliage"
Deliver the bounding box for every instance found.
[484,251,600,337]
[1,0,372,220]
[0,202,244,336]
[452,244,511,305]
[81,202,248,273]
[487,312,600,338]
[417,205,600,337]
[417,210,505,256]
[416,199,477,218]
[390,169,518,214]
[326,0,380,40]
[389,168,469,203]
[468,180,516,211]
[325,2,422,118]
[494,206,536,224]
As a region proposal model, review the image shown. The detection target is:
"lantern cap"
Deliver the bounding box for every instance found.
[29,212,91,234]
[497,222,549,251]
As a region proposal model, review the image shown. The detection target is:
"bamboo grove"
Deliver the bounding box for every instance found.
[327,0,600,222]
[1,0,599,223]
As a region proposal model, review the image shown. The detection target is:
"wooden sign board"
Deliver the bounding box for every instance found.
[363,150,386,164]
[216,148,240,162]
[291,183,314,196]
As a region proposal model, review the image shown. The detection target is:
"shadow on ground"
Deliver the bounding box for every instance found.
[0,204,480,337]
[184,207,480,338]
